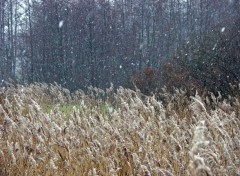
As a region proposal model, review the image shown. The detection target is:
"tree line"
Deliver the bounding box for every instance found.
[0,0,239,92]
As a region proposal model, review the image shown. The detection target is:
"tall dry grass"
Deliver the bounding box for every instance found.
[0,83,239,176]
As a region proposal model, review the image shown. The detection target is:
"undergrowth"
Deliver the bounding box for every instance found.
[0,83,239,176]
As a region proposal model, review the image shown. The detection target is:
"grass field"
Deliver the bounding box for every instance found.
[0,84,240,176]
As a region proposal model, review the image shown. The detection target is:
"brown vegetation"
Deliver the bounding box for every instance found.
[0,84,240,175]
[131,67,159,95]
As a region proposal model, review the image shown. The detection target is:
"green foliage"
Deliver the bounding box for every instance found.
[60,104,81,118]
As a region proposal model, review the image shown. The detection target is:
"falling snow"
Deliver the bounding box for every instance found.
[59,20,64,28]
[221,27,225,32]
[212,43,217,50]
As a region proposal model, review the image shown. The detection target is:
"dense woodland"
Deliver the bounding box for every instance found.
[0,0,240,94]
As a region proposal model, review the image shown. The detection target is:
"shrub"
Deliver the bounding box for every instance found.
[138,17,240,98]
[130,67,160,94]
